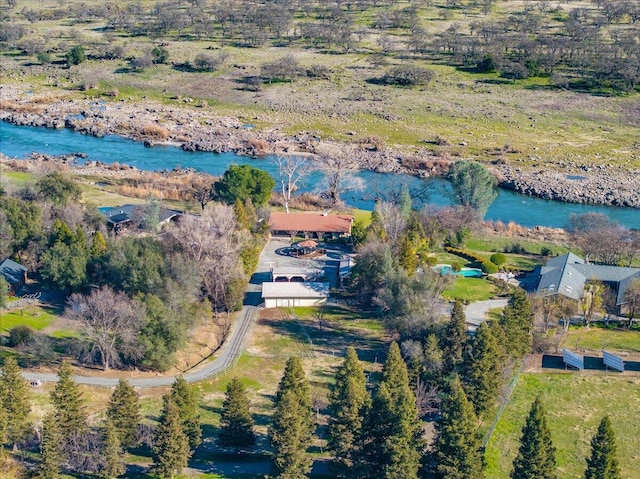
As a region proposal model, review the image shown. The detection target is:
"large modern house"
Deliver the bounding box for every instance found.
[532,252,640,314]
[101,204,182,232]
[269,212,353,239]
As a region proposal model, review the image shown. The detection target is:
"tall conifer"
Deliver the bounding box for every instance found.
[511,397,557,479]
[153,398,192,479]
[464,322,502,417]
[442,301,468,374]
[431,376,483,479]
[500,288,533,359]
[0,356,31,444]
[218,377,255,448]
[169,376,201,449]
[327,347,369,475]
[584,416,621,479]
[50,360,87,442]
[355,342,423,479]
[101,420,126,479]
[106,378,141,450]
[39,412,62,479]
[269,356,314,479]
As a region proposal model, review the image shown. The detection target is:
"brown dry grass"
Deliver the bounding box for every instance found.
[141,123,170,140]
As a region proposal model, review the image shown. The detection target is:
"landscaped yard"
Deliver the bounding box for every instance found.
[443,277,497,302]
[0,305,57,333]
[485,373,640,479]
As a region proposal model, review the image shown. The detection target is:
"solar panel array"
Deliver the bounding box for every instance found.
[562,349,584,370]
[603,351,625,372]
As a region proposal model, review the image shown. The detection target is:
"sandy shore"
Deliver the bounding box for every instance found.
[1,85,638,208]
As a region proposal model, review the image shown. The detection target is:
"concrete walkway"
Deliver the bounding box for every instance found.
[465,299,509,332]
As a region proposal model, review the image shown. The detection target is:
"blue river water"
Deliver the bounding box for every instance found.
[1,121,638,229]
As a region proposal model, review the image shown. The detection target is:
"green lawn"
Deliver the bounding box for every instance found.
[0,306,57,333]
[485,373,640,479]
[442,277,497,302]
[560,327,640,354]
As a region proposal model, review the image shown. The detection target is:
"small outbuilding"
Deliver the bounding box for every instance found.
[0,258,28,295]
[262,282,329,308]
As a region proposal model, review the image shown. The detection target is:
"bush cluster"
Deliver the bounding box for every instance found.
[444,246,497,274]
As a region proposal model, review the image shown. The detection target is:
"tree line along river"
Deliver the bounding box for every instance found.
[1,121,639,230]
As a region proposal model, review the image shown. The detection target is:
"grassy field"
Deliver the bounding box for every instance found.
[443,277,497,302]
[485,373,640,479]
[560,327,640,354]
[0,305,57,333]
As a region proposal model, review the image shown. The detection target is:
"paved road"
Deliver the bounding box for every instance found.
[22,306,259,388]
[20,243,271,388]
[465,299,509,332]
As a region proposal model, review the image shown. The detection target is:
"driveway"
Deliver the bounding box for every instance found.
[465,299,509,332]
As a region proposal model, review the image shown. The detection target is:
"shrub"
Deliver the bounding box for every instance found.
[9,325,34,347]
[142,124,170,140]
[476,53,497,73]
[451,262,463,272]
[541,247,553,257]
[194,51,228,72]
[66,45,86,67]
[480,260,499,274]
[490,253,507,266]
[36,51,51,64]
[151,46,169,64]
[383,65,435,87]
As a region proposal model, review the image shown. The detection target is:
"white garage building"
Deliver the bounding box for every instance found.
[262,282,330,308]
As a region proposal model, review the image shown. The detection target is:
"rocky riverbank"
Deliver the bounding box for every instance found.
[1,85,638,208]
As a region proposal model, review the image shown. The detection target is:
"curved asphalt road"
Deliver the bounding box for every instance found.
[21,305,259,388]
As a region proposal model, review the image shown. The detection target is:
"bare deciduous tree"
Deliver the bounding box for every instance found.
[67,287,144,371]
[375,201,407,245]
[275,154,314,213]
[314,145,364,206]
[624,279,640,328]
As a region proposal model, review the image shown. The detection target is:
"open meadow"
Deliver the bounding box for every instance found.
[485,372,640,479]
[1,0,638,174]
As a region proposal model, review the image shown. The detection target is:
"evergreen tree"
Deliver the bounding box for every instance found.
[464,322,502,418]
[0,356,31,445]
[398,234,418,276]
[106,379,141,450]
[101,420,126,479]
[218,377,255,448]
[327,347,369,475]
[153,398,192,479]
[0,399,7,450]
[511,397,557,479]
[269,356,314,479]
[354,342,423,479]
[500,288,534,359]
[90,231,108,257]
[169,376,201,449]
[441,301,468,375]
[584,416,621,479]
[39,412,62,479]
[431,376,483,479]
[50,360,88,443]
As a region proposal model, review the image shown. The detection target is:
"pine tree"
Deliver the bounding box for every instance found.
[441,301,468,375]
[106,378,141,450]
[39,412,62,479]
[0,399,7,450]
[50,360,88,443]
[511,397,557,479]
[500,288,533,359]
[464,322,502,418]
[218,377,255,448]
[0,356,31,445]
[398,234,418,276]
[101,420,126,479]
[354,342,424,479]
[431,376,483,479]
[327,347,369,475]
[90,231,108,257]
[584,416,621,479]
[169,376,201,449]
[269,356,314,479]
[153,398,192,479]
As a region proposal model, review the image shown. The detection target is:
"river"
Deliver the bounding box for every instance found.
[1,121,638,229]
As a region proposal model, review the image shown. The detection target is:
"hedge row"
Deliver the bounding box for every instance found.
[444,246,498,274]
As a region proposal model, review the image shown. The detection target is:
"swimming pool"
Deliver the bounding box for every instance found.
[434,264,484,278]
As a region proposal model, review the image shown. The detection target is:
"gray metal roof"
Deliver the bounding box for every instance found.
[0,259,27,287]
[102,204,182,226]
[535,253,640,305]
